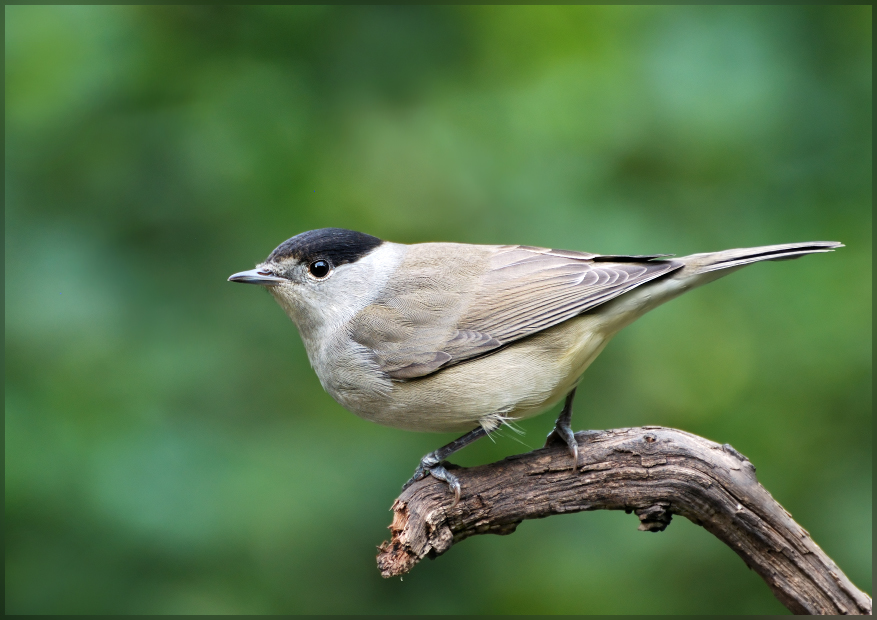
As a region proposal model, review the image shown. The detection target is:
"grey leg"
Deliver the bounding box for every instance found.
[403,426,488,506]
[544,388,579,470]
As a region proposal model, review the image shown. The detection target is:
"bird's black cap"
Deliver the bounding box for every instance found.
[267,228,384,267]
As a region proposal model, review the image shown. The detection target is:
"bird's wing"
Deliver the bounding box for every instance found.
[348,244,681,379]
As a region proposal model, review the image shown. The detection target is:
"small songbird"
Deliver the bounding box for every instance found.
[229,229,841,504]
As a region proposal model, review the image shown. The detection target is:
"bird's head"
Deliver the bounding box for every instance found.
[228,228,388,331]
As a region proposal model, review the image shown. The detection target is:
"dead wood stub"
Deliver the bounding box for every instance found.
[376,426,872,616]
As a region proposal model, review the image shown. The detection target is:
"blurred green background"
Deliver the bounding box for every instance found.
[5,6,871,614]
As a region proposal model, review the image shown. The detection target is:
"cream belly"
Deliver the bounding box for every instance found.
[346,312,616,433]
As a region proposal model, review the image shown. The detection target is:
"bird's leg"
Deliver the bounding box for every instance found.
[544,388,579,470]
[403,426,488,506]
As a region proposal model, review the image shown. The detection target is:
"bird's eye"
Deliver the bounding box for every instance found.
[308,260,331,279]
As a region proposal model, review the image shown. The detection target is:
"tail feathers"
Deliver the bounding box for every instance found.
[683,241,843,274]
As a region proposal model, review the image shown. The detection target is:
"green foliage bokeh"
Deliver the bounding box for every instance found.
[5,6,871,614]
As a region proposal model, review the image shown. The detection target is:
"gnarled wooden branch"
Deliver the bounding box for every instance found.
[377,426,871,615]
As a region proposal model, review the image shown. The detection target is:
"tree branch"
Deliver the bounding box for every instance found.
[376,426,872,615]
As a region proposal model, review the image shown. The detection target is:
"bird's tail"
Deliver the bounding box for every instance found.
[580,240,843,334]
[678,241,844,275]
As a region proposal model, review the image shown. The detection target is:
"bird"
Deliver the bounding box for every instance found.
[229,228,842,504]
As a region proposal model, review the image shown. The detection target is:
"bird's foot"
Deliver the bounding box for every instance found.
[402,451,462,507]
[545,422,580,471]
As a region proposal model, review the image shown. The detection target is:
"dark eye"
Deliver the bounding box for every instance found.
[308,260,331,279]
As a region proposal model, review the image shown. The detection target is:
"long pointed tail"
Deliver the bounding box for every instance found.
[588,240,843,333]
[679,241,844,275]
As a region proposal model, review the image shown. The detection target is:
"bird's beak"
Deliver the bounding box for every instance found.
[228,268,286,287]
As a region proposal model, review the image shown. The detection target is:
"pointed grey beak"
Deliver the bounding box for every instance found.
[228,268,286,286]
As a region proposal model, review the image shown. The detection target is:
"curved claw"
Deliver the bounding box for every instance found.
[402,427,487,507]
[402,455,462,507]
[569,440,579,472]
[545,424,579,471]
[426,464,462,507]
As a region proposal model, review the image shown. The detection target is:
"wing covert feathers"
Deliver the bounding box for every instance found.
[350,243,681,380]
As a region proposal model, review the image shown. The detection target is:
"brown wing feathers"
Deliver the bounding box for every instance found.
[460,249,679,343]
[352,244,681,380]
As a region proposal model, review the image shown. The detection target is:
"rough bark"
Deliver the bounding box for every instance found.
[376,426,872,615]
